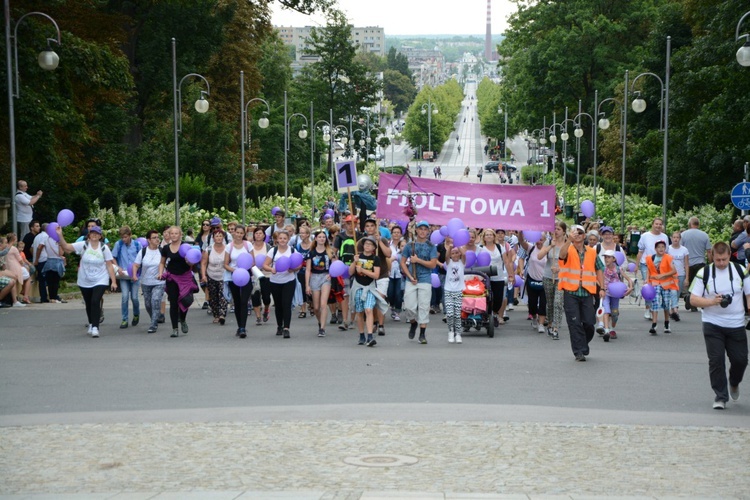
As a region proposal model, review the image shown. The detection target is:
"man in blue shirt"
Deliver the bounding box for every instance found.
[112,225,142,328]
[400,220,438,344]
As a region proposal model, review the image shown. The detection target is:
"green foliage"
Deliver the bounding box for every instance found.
[69,191,92,224]
[122,188,143,208]
[199,189,214,212]
[403,81,464,154]
[99,188,120,212]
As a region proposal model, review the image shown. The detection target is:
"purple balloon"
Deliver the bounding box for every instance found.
[127,263,135,278]
[627,262,636,273]
[232,268,250,287]
[524,230,542,244]
[608,281,628,299]
[465,250,476,268]
[185,248,202,265]
[179,243,191,258]
[57,209,74,228]
[271,206,281,216]
[342,265,351,279]
[615,251,626,266]
[439,225,449,237]
[641,283,656,301]
[237,253,254,270]
[254,254,267,268]
[330,260,348,278]
[136,237,147,248]
[476,250,491,267]
[514,275,523,288]
[452,228,471,247]
[431,273,441,288]
[275,255,291,273]
[447,217,465,237]
[265,234,271,243]
[430,229,445,245]
[325,209,335,217]
[581,200,595,218]
[46,222,60,242]
[289,252,304,269]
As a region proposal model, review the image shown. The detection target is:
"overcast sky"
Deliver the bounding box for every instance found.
[271,0,515,36]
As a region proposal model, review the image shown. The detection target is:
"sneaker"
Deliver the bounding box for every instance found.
[170,329,179,338]
[12,301,26,307]
[603,331,610,342]
[448,329,455,343]
[392,313,401,322]
[503,315,510,322]
[670,312,681,322]
[644,310,652,320]
[338,322,350,331]
[730,385,740,401]
[527,314,533,321]
[664,326,672,334]
[330,315,338,325]
[132,315,139,326]
[181,322,188,334]
[120,320,128,329]
[378,325,385,336]
[596,323,605,335]
[575,354,586,362]
[147,326,157,334]
[158,314,165,324]
[442,315,447,323]
[713,400,726,410]
[318,328,326,338]
[336,312,343,324]
[537,324,545,334]
[408,322,418,339]
[358,334,366,345]
[276,326,283,336]
[256,316,262,326]
[90,327,99,338]
[366,338,377,347]
[552,331,559,340]
[455,334,462,344]
[531,317,538,328]
[507,304,515,311]
[429,306,436,314]
[609,330,617,340]
[87,324,93,335]
[283,328,290,339]
[239,328,247,339]
[546,327,553,337]
[418,334,427,344]
[263,308,270,322]
[202,301,209,310]
[513,298,519,306]
[649,326,657,335]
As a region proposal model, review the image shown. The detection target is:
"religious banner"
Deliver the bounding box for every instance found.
[376,173,556,231]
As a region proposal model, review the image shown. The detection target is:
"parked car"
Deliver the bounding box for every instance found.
[484,161,500,172]
[502,163,518,172]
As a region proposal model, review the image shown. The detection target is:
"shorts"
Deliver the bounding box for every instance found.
[0,276,12,288]
[375,277,389,296]
[309,272,331,292]
[22,268,30,280]
[354,287,376,312]
[651,285,675,311]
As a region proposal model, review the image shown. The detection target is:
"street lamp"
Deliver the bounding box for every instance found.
[314,114,334,222]
[172,37,210,226]
[498,102,508,158]
[239,70,270,225]
[736,11,750,66]
[573,99,595,211]
[5,1,61,235]
[421,98,438,156]
[630,36,671,224]
[283,91,308,217]
[594,90,620,212]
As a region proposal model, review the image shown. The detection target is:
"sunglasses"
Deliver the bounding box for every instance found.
[202,223,210,226]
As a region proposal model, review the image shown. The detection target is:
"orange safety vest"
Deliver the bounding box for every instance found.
[646,253,678,290]
[558,246,598,294]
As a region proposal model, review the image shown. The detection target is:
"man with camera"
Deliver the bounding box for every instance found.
[689,242,750,410]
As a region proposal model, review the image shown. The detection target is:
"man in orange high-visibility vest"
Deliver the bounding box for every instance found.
[558,224,606,362]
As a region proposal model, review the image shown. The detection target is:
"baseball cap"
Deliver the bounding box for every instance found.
[600,226,614,234]
[416,220,430,228]
[210,216,222,226]
[89,225,103,234]
[570,224,585,234]
[364,216,377,225]
[601,249,616,258]
[362,236,378,246]
[344,215,357,222]
[655,240,667,248]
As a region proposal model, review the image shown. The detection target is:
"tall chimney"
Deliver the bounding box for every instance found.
[485,0,492,61]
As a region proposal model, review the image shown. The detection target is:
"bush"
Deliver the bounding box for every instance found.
[122,188,143,208]
[99,188,120,212]
[214,188,228,210]
[69,191,91,224]
[227,190,240,213]
[199,189,214,211]
[246,184,259,207]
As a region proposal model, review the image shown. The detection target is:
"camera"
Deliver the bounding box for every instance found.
[720,294,733,308]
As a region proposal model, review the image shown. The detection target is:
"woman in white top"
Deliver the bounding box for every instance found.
[519,232,548,333]
[224,225,253,338]
[536,220,567,339]
[668,230,690,320]
[200,228,228,327]
[387,224,405,320]
[479,229,513,326]
[263,230,303,338]
[133,229,166,333]
[56,225,117,338]
[250,226,272,326]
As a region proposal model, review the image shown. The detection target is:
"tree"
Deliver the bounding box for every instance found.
[383,69,417,114]
[387,47,410,77]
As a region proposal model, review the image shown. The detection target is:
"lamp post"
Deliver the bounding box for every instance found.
[421,98,438,157]
[558,111,576,190]
[594,90,620,212]
[498,102,508,158]
[630,35,671,224]
[239,71,270,225]
[314,116,333,223]
[5,1,61,235]
[283,91,308,217]
[736,11,750,66]
[573,99,595,211]
[173,38,210,226]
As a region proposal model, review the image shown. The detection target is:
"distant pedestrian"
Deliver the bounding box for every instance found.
[682,217,713,311]
[417,165,422,177]
[463,165,470,178]
[646,240,678,335]
[14,180,42,240]
[133,230,167,334]
[476,166,483,182]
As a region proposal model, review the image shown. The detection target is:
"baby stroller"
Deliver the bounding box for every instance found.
[461,270,495,338]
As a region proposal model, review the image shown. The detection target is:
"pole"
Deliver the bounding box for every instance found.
[593,89,598,214]
[5,0,17,234]
[621,70,629,235]
[563,107,568,189]
[663,36,671,225]
[283,91,288,216]
[329,108,335,193]
[576,99,582,210]
[310,101,314,224]
[240,71,246,225]
[503,107,508,159]
[172,37,180,226]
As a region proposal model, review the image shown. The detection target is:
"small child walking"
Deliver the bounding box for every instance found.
[597,249,633,341]
[444,246,466,343]
[646,240,678,335]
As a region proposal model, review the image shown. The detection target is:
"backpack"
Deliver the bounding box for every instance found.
[338,235,356,265]
[701,262,746,295]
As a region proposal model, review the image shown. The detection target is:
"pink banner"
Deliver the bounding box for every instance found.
[376,174,557,231]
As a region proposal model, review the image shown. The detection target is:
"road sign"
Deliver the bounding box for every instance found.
[336,160,358,192]
[731,182,750,210]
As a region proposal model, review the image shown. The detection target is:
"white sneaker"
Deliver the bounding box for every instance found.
[644,310,652,320]
[13,301,26,307]
[596,323,605,335]
[507,304,515,311]
[531,317,538,328]
[537,324,546,334]
[87,324,93,335]
[455,333,462,344]
[448,329,455,343]
[91,327,99,338]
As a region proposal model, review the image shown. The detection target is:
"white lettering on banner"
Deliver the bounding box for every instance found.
[385,189,532,218]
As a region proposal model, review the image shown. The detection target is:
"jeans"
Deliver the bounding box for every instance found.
[141,283,165,328]
[702,322,748,403]
[563,292,596,356]
[387,277,403,312]
[119,278,140,322]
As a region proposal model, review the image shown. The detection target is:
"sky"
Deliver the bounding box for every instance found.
[271,0,515,36]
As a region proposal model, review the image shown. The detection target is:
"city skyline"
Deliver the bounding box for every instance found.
[271,0,515,36]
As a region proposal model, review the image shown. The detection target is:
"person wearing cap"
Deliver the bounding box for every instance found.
[400,220,438,344]
[594,226,624,259]
[646,240,678,335]
[358,217,392,336]
[56,224,118,338]
[350,236,383,346]
[598,249,633,341]
[558,223,605,361]
[635,217,669,321]
[265,210,286,240]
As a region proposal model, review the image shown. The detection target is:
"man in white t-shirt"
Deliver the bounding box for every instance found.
[15,180,42,239]
[689,242,750,410]
[635,217,669,320]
